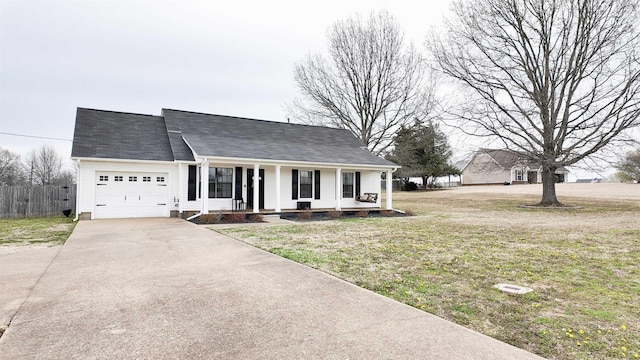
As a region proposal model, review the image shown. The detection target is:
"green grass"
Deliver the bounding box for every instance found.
[0,216,76,247]
[218,191,640,360]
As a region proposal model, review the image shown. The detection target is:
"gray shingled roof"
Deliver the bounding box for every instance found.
[71,108,396,168]
[71,108,174,161]
[167,131,195,161]
[478,149,567,171]
[483,149,529,169]
[163,109,396,167]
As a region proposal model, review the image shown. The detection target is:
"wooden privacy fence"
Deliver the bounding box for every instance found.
[0,185,76,218]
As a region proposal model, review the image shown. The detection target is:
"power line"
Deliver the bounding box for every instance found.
[0,131,72,142]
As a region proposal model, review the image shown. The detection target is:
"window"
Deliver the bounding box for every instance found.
[143,176,151,182]
[99,175,109,182]
[114,176,123,182]
[156,176,165,182]
[209,167,232,198]
[342,172,354,198]
[300,171,313,198]
[515,170,523,181]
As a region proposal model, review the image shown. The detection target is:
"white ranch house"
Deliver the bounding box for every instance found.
[71,108,398,220]
[461,149,568,186]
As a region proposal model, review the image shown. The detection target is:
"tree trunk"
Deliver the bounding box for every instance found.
[539,167,562,206]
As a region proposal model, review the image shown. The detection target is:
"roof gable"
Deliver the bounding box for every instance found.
[480,149,531,168]
[71,108,174,161]
[471,149,568,172]
[163,109,396,167]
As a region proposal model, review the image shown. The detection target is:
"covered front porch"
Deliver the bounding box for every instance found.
[177,160,395,218]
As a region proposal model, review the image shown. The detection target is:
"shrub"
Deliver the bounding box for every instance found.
[248,214,264,223]
[356,210,369,218]
[401,181,418,191]
[224,213,246,223]
[298,210,313,220]
[328,210,342,219]
[380,210,394,217]
[199,213,224,224]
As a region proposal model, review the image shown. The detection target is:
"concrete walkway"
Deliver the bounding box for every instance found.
[0,218,544,359]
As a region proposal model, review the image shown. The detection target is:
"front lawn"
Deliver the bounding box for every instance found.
[0,216,76,247]
[218,191,639,360]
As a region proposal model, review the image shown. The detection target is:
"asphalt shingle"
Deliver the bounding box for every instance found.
[71,107,397,168]
[164,109,396,167]
[72,108,174,161]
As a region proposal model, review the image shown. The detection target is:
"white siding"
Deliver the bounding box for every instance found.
[341,170,382,208]
[79,161,389,216]
[77,160,179,218]
[462,154,510,185]
[178,163,202,212]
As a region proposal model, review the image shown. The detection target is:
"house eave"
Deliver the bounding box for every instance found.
[70,157,177,165]
[192,155,398,170]
[70,156,399,171]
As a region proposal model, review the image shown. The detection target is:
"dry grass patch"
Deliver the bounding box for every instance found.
[0,216,76,249]
[220,192,639,360]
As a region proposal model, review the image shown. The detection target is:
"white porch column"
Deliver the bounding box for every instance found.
[275,165,281,212]
[385,169,393,210]
[253,163,260,213]
[201,161,209,214]
[335,168,342,211]
[177,164,183,213]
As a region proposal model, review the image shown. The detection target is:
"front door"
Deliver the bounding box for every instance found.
[247,169,265,209]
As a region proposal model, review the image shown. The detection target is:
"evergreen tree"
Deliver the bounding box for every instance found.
[386,121,456,188]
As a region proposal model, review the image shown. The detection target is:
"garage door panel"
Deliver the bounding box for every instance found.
[95,171,169,219]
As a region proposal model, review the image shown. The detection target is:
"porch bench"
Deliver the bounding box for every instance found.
[356,193,378,203]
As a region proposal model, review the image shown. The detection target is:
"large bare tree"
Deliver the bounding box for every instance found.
[429,0,640,205]
[23,144,63,185]
[290,10,433,155]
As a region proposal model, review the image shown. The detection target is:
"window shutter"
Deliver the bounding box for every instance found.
[314,170,321,199]
[355,172,361,197]
[188,165,197,201]
[235,167,243,199]
[292,169,298,200]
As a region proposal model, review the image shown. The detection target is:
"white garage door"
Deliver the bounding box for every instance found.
[94,171,169,219]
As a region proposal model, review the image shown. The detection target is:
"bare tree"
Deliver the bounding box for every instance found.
[290,10,433,155]
[23,144,63,185]
[55,169,76,185]
[0,147,26,185]
[429,0,640,205]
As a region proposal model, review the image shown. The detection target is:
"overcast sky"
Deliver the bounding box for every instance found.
[1,0,454,166]
[1,0,623,181]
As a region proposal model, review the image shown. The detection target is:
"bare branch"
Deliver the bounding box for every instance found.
[289,11,434,155]
[429,0,640,205]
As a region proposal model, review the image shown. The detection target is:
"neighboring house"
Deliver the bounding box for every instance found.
[71,108,398,220]
[461,149,568,185]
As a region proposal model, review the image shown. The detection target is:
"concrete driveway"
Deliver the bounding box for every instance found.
[0,218,543,359]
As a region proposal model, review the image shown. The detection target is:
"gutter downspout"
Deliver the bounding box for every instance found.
[186,157,206,221]
[73,159,80,222]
